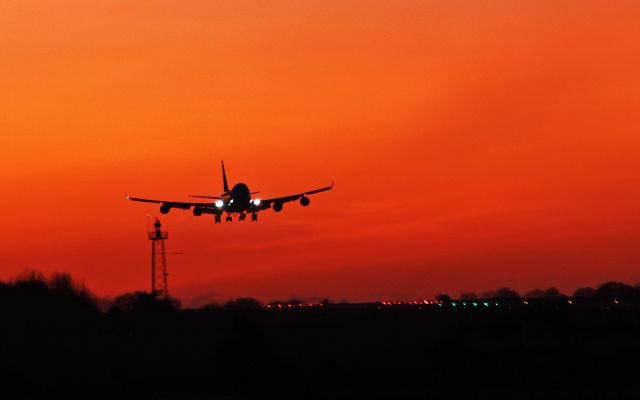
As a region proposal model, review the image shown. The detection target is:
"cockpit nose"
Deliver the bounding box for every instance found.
[231,183,251,202]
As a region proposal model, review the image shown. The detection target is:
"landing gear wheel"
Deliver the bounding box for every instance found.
[251,213,258,222]
[226,215,232,222]
[239,214,246,221]
[215,215,221,224]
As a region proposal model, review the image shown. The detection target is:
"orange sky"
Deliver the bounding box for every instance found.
[1,1,639,305]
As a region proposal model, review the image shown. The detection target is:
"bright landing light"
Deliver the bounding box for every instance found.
[215,200,224,208]
[253,199,261,206]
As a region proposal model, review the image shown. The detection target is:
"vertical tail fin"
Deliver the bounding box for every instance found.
[221,160,229,192]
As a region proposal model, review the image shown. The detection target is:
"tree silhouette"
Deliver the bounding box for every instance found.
[481,290,496,299]
[544,287,562,298]
[573,287,597,298]
[525,289,546,298]
[111,291,181,313]
[595,282,638,300]
[494,287,520,299]
[224,297,263,311]
[435,294,452,302]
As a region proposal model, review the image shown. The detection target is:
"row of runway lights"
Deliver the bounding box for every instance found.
[266,303,325,309]
[381,300,499,307]
[264,299,624,309]
[264,300,487,309]
[382,300,445,306]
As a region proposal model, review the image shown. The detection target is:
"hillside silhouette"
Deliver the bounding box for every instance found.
[1,271,639,399]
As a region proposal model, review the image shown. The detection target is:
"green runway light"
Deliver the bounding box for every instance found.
[452,302,457,307]
[472,302,478,307]
[462,302,467,306]
[483,302,489,307]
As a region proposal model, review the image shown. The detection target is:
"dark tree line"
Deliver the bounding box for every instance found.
[452,281,640,301]
[1,270,640,399]
[2,271,640,313]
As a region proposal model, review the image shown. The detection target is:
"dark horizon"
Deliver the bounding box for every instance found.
[2,268,639,399]
[5,269,640,310]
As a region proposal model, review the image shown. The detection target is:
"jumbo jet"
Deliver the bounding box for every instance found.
[126,161,333,223]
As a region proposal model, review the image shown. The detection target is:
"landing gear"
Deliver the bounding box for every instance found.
[215,214,221,224]
[251,213,258,222]
[239,213,246,221]
[225,215,232,222]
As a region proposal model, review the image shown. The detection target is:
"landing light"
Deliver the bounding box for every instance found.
[253,198,261,206]
[215,200,224,208]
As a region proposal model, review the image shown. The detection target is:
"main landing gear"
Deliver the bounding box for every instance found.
[215,213,258,223]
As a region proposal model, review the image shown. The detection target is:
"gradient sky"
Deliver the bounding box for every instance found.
[1,1,639,305]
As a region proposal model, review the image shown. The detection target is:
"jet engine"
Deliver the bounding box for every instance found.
[300,196,310,206]
[193,207,203,216]
[160,204,171,214]
[273,202,283,212]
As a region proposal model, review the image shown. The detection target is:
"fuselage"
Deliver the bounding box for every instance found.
[220,183,252,212]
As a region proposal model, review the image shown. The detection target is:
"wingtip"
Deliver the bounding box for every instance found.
[125,192,130,200]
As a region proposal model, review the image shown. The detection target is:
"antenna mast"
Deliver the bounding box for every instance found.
[148,218,169,298]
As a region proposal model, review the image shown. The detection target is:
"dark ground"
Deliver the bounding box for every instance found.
[1,279,639,399]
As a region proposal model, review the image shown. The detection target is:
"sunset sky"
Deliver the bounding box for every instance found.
[1,1,639,305]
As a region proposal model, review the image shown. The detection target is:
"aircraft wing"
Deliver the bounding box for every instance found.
[261,182,334,207]
[125,194,221,213]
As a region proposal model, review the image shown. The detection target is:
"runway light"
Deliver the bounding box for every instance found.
[483,302,489,307]
[215,200,224,208]
[452,302,457,307]
[472,302,478,307]
[523,300,529,305]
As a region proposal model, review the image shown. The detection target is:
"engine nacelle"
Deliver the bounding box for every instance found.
[193,207,203,216]
[300,196,310,207]
[273,202,283,212]
[160,204,171,214]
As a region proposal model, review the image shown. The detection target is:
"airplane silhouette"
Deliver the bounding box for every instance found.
[126,161,333,223]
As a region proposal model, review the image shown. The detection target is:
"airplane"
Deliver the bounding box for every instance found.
[126,161,333,223]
